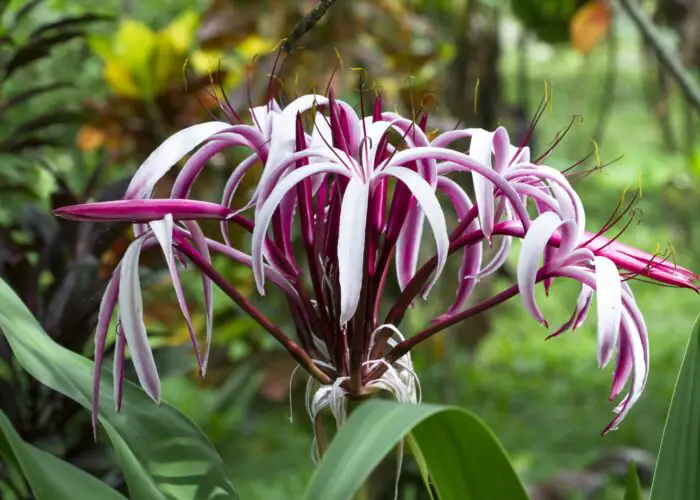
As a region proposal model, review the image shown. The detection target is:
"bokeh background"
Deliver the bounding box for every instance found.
[1,0,699,498]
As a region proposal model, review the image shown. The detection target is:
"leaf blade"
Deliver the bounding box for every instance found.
[650,315,700,499]
[304,400,527,500]
[0,410,126,500]
[0,277,238,500]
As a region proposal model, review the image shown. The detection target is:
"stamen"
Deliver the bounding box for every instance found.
[533,114,583,164]
[216,59,243,123]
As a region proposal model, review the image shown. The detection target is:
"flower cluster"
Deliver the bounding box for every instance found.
[55,86,698,435]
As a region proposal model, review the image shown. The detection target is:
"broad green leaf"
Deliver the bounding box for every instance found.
[0,410,126,500]
[650,315,700,500]
[625,461,643,500]
[0,278,238,500]
[305,400,528,500]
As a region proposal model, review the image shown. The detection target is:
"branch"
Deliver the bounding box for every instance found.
[617,0,700,113]
[282,0,340,54]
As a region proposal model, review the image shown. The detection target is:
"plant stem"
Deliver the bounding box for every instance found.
[177,240,331,384]
[617,0,700,113]
[283,0,341,54]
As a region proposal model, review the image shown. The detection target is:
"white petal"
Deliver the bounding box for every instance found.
[517,211,562,325]
[595,256,622,368]
[252,163,352,293]
[338,178,371,324]
[118,236,160,402]
[125,121,232,199]
[183,221,214,375]
[469,129,496,238]
[376,167,448,296]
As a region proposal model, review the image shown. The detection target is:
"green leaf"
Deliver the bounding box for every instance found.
[29,14,112,38]
[0,410,126,500]
[0,82,71,116]
[305,400,528,500]
[625,461,643,500]
[4,31,85,80]
[650,315,700,500]
[0,278,238,500]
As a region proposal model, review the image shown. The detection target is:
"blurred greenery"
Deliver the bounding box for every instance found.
[0,0,699,498]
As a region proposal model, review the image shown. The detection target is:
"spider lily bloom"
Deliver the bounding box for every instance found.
[54,86,697,439]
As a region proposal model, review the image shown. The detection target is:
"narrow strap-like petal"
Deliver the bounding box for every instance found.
[376,167,449,297]
[125,121,232,199]
[395,202,424,291]
[470,129,496,238]
[151,214,203,374]
[252,163,352,294]
[54,199,234,222]
[435,177,482,318]
[338,178,371,324]
[517,211,563,326]
[119,235,161,402]
[92,270,120,434]
[594,256,622,369]
[183,221,214,375]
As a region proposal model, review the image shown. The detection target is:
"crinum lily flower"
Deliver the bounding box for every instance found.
[54,83,698,440]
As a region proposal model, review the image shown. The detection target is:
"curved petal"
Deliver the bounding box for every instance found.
[183,221,214,375]
[547,284,594,338]
[517,211,563,325]
[386,148,530,232]
[170,132,262,199]
[430,128,478,148]
[125,121,232,199]
[263,94,329,181]
[220,153,260,246]
[151,215,202,373]
[92,270,120,433]
[252,163,353,294]
[594,256,622,369]
[376,167,448,297]
[492,127,511,174]
[435,177,482,317]
[338,178,371,324]
[119,236,160,402]
[470,129,496,238]
[54,199,234,222]
[395,202,424,291]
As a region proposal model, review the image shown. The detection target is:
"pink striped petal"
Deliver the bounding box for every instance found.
[119,236,160,402]
[547,284,593,338]
[252,163,352,294]
[604,310,646,433]
[517,211,563,326]
[430,129,478,148]
[150,215,203,374]
[395,202,424,291]
[125,121,232,199]
[92,270,120,433]
[183,221,214,375]
[594,256,622,369]
[262,94,329,185]
[492,127,511,174]
[54,199,234,222]
[469,129,496,238]
[387,148,530,233]
[220,153,260,246]
[376,167,448,297]
[436,177,482,317]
